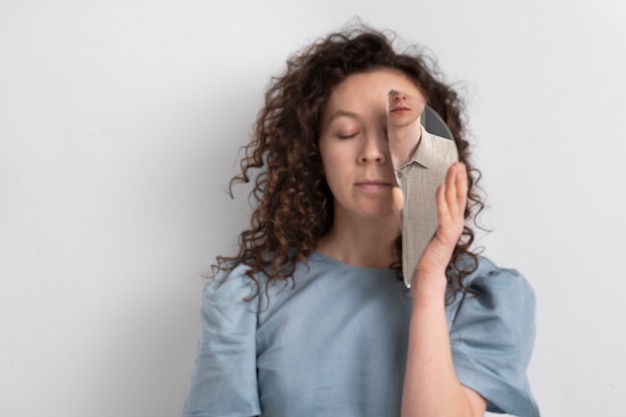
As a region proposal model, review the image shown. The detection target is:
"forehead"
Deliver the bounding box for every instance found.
[323,69,424,122]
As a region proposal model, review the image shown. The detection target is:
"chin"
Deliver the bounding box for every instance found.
[356,208,396,220]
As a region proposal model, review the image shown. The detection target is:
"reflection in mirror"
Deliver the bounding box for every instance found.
[386,90,458,288]
[420,105,454,140]
[387,89,426,184]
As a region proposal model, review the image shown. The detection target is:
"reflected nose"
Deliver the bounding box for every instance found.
[390,90,406,102]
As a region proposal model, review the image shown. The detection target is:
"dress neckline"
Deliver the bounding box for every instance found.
[310,250,397,274]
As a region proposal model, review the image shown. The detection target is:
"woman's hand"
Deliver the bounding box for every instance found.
[412,162,468,294]
[401,162,486,417]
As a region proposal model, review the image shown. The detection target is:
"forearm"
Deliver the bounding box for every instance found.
[401,275,479,417]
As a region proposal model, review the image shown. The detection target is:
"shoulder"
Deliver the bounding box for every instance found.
[459,256,536,309]
[447,255,537,354]
[448,256,540,417]
[422,129,458,167]
[205,263,259,299]
[427,130,456,148]
[183,264,263,416]
[200,263,268,324]
[426,129,457,151]
[204,254,321,306]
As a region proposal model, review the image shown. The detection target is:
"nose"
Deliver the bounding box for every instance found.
[390,90,406,102]
[358,131,388,164]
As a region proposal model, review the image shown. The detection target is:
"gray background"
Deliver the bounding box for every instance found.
[2,1,625,416]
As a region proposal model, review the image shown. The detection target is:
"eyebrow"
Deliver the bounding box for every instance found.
[325,110,360,125]
[322,109,387,130]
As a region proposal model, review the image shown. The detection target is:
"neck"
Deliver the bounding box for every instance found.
[317,212,400,269]
[388,121,422,167]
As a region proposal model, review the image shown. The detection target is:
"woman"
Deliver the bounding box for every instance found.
[182,26,539,417]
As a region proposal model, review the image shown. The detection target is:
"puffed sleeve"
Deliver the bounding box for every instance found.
[447,258,540,417]
[181,266,261,417]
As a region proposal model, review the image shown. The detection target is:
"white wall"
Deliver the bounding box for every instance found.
[2,1,625,416]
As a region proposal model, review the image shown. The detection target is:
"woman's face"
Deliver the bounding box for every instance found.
[319,68,426,222]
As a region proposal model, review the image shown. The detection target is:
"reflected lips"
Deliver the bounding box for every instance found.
[390,105,410,113]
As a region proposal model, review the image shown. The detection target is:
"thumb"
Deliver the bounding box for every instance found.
[392,186,404,229]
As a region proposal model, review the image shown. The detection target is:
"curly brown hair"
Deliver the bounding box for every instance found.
[213,26,485,301]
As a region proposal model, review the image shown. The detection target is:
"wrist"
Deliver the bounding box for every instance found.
[410,270,447,302]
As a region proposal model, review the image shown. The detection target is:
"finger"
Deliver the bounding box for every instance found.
[392,186,404,229]
[437,166,464,240]
[445,162,467,218]
[455,162,468,215]
[445,163,460,215]
[431,182,457,257]
[436,182,451,229]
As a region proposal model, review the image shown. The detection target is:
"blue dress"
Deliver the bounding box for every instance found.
[181,252,539,417]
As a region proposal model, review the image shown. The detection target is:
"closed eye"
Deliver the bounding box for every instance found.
[338,133,358,139]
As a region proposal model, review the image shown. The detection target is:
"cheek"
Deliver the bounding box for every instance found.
[319,148,347,194]
[321,157,339,189]
[320,146,351,180]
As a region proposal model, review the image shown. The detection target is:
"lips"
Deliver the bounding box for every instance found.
[355,179,391,185]
[390,105,410,113]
